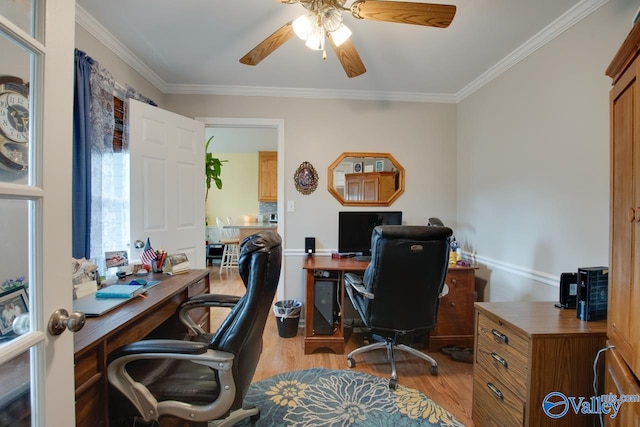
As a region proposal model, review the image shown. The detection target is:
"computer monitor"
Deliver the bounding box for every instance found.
[338,211,402,256]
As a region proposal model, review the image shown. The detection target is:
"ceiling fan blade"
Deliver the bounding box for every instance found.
[240,22,295,66]
[328,36,367,78]
[351,1,456,28]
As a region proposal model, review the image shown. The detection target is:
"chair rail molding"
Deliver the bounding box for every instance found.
[464,250,559,287]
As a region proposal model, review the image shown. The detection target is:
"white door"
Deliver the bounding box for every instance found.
[0,1,77,426]
[128,99,206,269]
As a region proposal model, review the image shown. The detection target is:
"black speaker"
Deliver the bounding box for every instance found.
[314,281,337,335]
[555,272,578,309]
[305,237,316,257]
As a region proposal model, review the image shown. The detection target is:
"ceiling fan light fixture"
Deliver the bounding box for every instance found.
[329,24,352,47]
[305,24,325,50]
[292,13,314,40]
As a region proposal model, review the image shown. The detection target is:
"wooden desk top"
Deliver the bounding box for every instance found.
[73,269,209,355]
[475,301,607,337]
[302,256,477,272]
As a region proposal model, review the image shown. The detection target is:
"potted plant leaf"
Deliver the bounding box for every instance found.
[205,135,227,200]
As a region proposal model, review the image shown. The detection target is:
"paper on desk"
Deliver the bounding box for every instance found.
[75,280,98,298]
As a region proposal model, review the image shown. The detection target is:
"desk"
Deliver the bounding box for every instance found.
[472,302,607,426]
[302,257,476,354]
[73,270,210,427]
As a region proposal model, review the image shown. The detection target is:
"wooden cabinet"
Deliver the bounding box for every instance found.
[429,266,476,350]
[345,172,396,201]
[604,344,640,427]
[258,151,277,202]
[606,19,640,385]
[472,302,607,427]
[73,270,210,427]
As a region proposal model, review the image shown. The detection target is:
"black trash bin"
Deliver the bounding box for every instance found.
[273,300,302,338]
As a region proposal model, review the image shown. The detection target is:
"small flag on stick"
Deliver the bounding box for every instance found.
[140,238,157,266]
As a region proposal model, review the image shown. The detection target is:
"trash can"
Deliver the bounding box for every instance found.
[273,300,302,338]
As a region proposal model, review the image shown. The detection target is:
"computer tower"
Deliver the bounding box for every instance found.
[314,280,337,335]
[576,267,608,321]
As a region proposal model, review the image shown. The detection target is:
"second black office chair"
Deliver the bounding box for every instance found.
[345,225,452,389]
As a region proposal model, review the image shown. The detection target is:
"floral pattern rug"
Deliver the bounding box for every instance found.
[234,368,465,426]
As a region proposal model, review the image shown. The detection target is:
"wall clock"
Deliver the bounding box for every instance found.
[0,76,29,172]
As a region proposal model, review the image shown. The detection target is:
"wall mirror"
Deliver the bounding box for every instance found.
[328,152,405,206]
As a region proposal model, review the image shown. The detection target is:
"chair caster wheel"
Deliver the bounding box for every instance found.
[347,357,356,368]
[388,378,397,390]
[430,365,438,376]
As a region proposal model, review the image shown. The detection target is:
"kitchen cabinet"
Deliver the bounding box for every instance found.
[258,151,277,202]
[345,172,396,202]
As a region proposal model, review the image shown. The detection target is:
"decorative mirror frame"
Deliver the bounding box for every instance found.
[327,152,405,206]
[294,161,319,195]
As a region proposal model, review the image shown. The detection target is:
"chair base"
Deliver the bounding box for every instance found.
[346,337,438,389]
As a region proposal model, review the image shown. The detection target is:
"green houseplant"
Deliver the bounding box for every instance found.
[205,135,226,200]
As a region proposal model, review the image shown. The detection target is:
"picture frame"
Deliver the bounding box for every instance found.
[294,161,319,195]
[375,160,384,172]
[353,162,364,173]
[0,287,28,335]
[105,250,128,268]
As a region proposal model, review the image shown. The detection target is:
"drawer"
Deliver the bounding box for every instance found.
[477,311,528,361]
[473,363,525,427]
[476,334,528,400]
[75,348,100,387]
[188,278,208,297]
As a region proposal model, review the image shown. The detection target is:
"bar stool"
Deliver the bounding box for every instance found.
[217,217,239,274]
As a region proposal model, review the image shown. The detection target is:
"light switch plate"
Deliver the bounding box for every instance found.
[287,200,295,212]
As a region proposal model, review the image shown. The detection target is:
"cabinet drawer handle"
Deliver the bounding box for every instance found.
[491,352,508,368]
[637,207,640,223]
[487,382,504,400]
[491,328,509,344]
[629,208,636,223]
[450,278,457,285]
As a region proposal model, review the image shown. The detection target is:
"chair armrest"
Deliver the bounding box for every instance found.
[179,294,242,335]
[107,339,237,423]
[344,272,374,299]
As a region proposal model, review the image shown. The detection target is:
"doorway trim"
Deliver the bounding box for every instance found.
[196,117,285,300]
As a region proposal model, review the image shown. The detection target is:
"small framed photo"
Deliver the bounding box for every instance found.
[105,250,129,268]
[364,164,374,173]
[0,288,28,335]
[375,160,384,172]
[353,162,364,173]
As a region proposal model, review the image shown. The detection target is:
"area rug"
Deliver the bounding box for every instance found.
[234,368,465,426]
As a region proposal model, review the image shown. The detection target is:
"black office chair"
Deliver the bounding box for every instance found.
[107,231,282,426]
[345,225,452,389]
[428,217,444,226]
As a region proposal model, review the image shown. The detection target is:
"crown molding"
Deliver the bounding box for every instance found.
[76,0,607,104]
[75,4,168,92]
[455,0,609,102]
[164,83,458,103]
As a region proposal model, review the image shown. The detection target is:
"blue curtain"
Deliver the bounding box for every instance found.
[72,49,93,259]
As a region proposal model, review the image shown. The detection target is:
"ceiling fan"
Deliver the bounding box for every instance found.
[239,0,456,78]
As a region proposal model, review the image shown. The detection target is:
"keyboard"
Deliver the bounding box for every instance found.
[354,255,371,262]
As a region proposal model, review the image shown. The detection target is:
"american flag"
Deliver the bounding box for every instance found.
[140,238,157,265]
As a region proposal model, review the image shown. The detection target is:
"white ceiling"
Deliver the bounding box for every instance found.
[75,0,606,102]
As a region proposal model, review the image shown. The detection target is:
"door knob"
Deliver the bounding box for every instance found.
[48,308,86,335]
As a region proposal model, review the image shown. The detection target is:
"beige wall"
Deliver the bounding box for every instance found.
[163,95,458,302]
[457,0,636,302]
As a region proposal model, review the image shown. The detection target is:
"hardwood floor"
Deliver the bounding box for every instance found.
[208,266,475,426]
